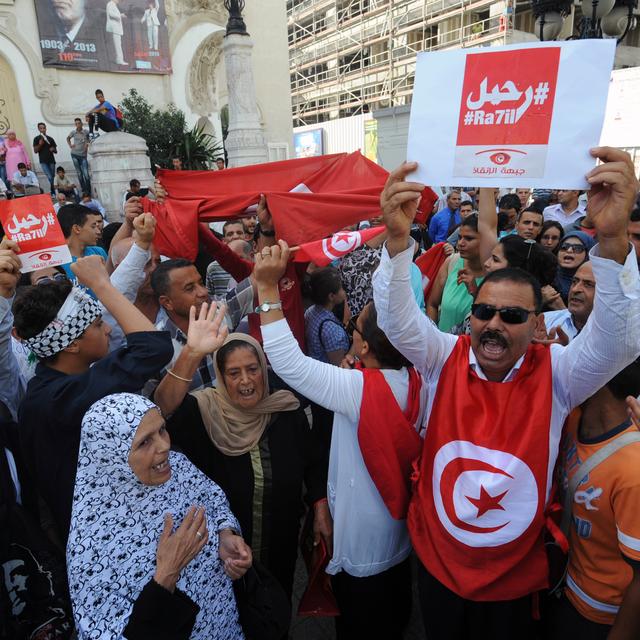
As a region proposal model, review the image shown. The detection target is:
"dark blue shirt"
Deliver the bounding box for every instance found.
[429,207,461,243]
[94,100,118,125]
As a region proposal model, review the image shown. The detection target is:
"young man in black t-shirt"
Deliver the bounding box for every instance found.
[32,123,57,196]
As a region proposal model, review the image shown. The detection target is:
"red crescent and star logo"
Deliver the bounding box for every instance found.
[322,231,361,261]
[433,441,539,547]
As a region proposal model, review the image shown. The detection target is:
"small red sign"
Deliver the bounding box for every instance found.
[0,195,72,272]
[456,47,561,147]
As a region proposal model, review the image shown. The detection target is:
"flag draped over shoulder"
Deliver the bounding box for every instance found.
[144,152,437,260]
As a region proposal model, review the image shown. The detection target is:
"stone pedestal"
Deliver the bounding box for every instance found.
[223,33,268,167]
[87,132,154,222]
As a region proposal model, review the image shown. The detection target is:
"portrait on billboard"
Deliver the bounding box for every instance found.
[34,0,172,74]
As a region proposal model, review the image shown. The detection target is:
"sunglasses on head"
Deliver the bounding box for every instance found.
[559,242,585,254]
[471,303,535,325]
[346,313,360,337]
[35,273,68,286]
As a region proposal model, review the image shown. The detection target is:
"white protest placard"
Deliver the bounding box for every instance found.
[407,40,615,188]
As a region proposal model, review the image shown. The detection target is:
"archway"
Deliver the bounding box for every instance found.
[0,54,30,160]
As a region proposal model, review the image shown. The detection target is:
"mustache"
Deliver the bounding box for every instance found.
[479,330,508,348]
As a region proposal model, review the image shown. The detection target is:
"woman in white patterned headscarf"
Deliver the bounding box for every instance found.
[67,393,251,639]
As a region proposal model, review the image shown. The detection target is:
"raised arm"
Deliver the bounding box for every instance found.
[198,224,253,282]
[0,239,25,420]
[254,242,364,421]
[372,162,457,380]
[425,255,451,323]
[477,187,498,264]
[154,302,228,417]
[553,147,640,409]
[71,255,157,335]
[109,213,155,302]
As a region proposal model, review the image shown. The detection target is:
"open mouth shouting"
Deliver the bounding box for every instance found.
[479,330,509,361]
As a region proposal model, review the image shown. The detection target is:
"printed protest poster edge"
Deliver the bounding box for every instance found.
[406,39,616,189]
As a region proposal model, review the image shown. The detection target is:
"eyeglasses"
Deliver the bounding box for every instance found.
[558,242,586,254]
[35,273,68,286]
[471,303,535,325]
[346,313,360,337]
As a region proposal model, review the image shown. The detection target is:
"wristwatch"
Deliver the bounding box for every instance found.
[256,223,276,237]
[254,301,282,313]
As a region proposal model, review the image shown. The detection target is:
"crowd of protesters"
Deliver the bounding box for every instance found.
[0,139,639,640]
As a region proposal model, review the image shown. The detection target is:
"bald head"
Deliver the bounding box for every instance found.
[228,239,253,260]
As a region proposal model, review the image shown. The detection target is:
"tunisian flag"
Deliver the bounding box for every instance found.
[292,226,385,267]
[144,152,437,260]
[409,337,554,601]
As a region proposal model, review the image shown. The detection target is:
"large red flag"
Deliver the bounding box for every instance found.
[145,152,436,260]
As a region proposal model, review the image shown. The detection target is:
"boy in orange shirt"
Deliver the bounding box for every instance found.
[551,358,640,639]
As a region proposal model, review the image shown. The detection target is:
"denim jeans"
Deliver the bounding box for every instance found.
[40,162,56,194]
[71,155,91,194]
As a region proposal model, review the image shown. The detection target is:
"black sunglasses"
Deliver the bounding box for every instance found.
[471,303,535,325]
[346,313,360,336]
[558,242,586,254]
[35,273,69,286]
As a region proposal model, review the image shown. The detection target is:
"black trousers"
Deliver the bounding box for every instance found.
[88,113,118,134]
[546,593,611,640]
[417,563,535,640]
[331,558,412,640]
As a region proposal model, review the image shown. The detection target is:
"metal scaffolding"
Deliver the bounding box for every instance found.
[287,0,513,126]
[287,0,640,126]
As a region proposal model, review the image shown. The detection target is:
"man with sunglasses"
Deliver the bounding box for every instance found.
[373,147,640,640]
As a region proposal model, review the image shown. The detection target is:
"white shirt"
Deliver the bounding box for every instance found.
[373,241,640,508]
[0,178,7,195]
[543,203,586,227]
[543,309,579,342]
[12,170,39,187]
[106,1,124,35]
[141,2,160,26]
[105,243,151,351]
[262,318,428,578]
[66,16,84,42]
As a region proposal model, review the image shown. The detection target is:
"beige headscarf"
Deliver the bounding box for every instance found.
[191,333,300,456]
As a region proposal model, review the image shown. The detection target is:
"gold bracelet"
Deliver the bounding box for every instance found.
[166,369,193,384]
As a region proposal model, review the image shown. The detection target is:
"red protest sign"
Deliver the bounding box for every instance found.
[0,195,72,273]
[454,47,561,179]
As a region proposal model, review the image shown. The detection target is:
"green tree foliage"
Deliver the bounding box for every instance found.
[120,89,224,171]
[172,125,224,170]
[119,89,186,170]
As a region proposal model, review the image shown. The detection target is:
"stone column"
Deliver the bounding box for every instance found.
[87,132,154,222]
[223,33,268,167]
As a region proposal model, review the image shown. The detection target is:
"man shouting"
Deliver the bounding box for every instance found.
[372,147,640,639]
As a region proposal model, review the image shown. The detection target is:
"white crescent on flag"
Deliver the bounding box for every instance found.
[321,231,363,261]
[432,440,538,548]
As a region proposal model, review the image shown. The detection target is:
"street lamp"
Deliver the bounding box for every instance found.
[224,0,248,36]
[530,0,638,42]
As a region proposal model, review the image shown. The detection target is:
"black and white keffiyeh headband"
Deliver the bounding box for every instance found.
[24,287,102,358]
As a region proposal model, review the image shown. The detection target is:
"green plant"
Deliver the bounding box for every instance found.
[119,89,187,170]
[173,125,224,170]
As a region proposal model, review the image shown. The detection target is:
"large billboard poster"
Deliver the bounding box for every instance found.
[34,0,172,74]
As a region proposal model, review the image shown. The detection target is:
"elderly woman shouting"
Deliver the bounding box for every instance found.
[67,393,252,639]
[154,304,329,606]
